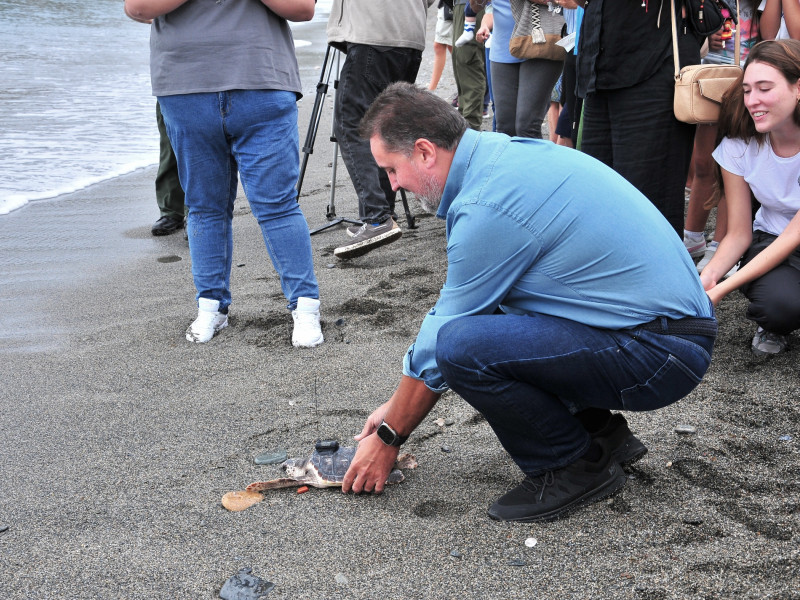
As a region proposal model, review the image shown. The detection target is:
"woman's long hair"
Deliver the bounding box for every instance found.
[708,39,800,207]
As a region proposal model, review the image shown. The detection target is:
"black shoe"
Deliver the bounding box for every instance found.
[151,215,184,236]
[487,446,627,522]
[593,413,648,467]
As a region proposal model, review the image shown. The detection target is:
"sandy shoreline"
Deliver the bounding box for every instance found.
[1,9,798,600]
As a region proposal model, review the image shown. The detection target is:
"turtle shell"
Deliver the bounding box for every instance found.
[308,445,356,483]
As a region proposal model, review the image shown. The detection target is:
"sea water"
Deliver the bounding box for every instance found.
[0,0,332,216]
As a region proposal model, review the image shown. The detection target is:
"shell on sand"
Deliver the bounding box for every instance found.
[221,490,264,512]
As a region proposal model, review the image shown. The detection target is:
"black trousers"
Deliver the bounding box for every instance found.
[580,60,696,236]
[333,44,422,223]
[740,230,800,335]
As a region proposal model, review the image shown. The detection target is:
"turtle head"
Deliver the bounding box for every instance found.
[281,458,308,479]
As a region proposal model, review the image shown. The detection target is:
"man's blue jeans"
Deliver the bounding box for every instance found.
[159,90,318,311]
[436,313,715,476]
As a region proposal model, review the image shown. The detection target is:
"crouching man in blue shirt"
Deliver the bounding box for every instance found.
[342,82,716,522]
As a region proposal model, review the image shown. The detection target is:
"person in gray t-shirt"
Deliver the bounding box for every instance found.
[124,0,324,348]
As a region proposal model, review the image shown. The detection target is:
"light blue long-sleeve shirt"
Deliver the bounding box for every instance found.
[403,128,713,392]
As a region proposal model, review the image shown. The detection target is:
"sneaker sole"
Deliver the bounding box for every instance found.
[751,345,785,358]
[334,228,402,259]
[488,463,628,523]
[292,333,324,348]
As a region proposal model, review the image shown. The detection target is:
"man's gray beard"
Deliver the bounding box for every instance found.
[415,171,443,214]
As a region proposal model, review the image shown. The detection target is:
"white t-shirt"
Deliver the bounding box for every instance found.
[713,136,800,236]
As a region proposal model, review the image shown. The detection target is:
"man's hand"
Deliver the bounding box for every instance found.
[353,401,390,442]
[342,376,440,494]
[341,433,400,494]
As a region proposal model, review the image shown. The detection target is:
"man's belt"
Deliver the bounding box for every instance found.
[638,316,718,337]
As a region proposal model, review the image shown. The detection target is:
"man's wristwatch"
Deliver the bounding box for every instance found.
[376,420,408,447]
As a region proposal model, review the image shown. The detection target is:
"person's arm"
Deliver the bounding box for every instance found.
[759,0,783,40]
[782,0,800,39]
[708,207,800,305]
[701,168,754,302]
[476,12,493,42]
[341,376,440,494]
[123,0,189,21]
[260,0,315,22]
[124,2,153,24]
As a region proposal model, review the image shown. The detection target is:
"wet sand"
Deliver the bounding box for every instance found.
[1,11,798,600]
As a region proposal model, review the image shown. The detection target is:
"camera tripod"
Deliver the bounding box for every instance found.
[296,44,416,235]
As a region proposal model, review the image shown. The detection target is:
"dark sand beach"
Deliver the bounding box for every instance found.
[1,10,798,600]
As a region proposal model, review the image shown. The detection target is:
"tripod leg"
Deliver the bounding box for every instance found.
[399,189,417,229]
[296,45,335,200]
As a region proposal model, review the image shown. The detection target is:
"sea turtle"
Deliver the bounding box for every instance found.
[221,440,417,511]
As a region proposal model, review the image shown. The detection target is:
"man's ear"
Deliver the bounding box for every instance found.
[413,138,438,168]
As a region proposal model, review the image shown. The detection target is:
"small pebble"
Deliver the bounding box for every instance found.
[779,434,792,442]
[335,573,348,585]
[682,516,703,526]
[666,461,673,468]
[219,568,275,600]
[450,549,463,559]
[675,424,696,434]
[444,418,455,426]
[335,318,345,326]
[254,449,288,465]
[297,486,310,494]
[433,418,446,427]
[524,537,537,548]
[0,526,8,534]
[326,263,336,269]
[440,445,452,453]
[236,263,245,268]
[507,558,526,567]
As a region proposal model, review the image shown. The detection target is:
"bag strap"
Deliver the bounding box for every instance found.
[671,0,741,79]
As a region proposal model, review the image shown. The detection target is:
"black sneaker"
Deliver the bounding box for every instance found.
[593,413,648,467]
[334,218,402,259]
[487,446,627,522]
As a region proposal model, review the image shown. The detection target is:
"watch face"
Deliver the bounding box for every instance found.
[377,423,397,446]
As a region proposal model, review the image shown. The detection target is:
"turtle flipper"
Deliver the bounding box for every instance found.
[246,478,302,492]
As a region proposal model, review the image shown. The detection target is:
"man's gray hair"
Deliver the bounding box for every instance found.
[359,82,468,155]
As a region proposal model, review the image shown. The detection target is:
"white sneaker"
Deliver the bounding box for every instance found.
[455,30,474,47]
[292,297,323,348]
[186,297,228,343]
[695,243,739,279]
[683,235,707,259]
